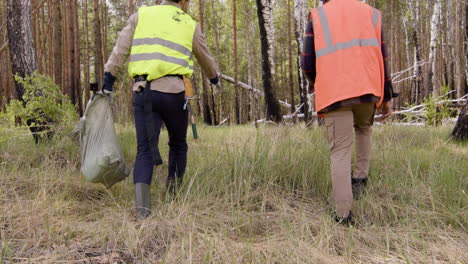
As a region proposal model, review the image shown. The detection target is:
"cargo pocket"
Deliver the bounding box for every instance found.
[325,118,335,151]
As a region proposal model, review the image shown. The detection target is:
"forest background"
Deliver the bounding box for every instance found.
[1,0,467,125]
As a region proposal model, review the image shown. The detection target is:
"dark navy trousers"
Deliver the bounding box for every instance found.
[133,90,188,185]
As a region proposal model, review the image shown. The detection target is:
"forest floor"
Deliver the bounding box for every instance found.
[0,124,467,263]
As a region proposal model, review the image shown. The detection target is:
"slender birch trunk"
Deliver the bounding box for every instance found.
[255,0,282,122]
[294,0,309,120]
[428,0,441,97]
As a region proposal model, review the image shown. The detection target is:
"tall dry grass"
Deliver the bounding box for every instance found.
[0,124,467,263]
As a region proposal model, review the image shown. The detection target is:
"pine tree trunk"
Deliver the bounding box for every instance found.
[446,1,455,93]
[210,0,222,122]
[72,0,82,115]
[1,0,8,109]
[84,0,91,103]
[464,4,468,96]
[451,101,468,141]
[198,0,213,125]
[52,0,62,88]
[94,0,103,88]
[101,0,108,62]
[7,0,53,143]
[211,0,224,121]
[453,1,463,99]
[255,0,282,122]
[6,0,37,98]
[233,0,240,124]
[127,0,135,118]
[287,0,294,115]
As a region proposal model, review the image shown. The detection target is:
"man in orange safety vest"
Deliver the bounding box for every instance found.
[302,0,398,225]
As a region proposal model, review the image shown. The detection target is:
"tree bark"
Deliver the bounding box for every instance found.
[72,0,82,115]
[255,0,282,122]
[6,0,37,98]
[465,4,468,96]
[84,0,91,103]
[101,0,108,62]
[451,101,468,141]
[427,0,441,97]
[446,0,455,93]
[233,0,240,124]
[287,0,294,115]
[52,0,62,88]
[210,0,222,122]
[410,0,422,104]
[198,0,213,125]
[94,0,104,88]
[127,0,135,118]
[7,0,53,143]
[294,0,309,120]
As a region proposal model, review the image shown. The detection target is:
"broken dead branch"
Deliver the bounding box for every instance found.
[220,74,291,109]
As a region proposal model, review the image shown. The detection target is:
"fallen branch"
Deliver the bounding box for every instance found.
[391,60,427,82]
[220,74,291,109]
[374,96,468,120]
[218,118,229,126]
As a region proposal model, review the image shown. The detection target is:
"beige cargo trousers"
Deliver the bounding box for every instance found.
[324,103,376,218]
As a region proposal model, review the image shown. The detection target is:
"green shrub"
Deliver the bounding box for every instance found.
[0,73,78,137]
[423,86,455,126]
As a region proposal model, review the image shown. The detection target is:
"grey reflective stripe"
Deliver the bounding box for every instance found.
[316,38,379,58]
[130,52,194,69]
[372,8,379,29]
[317,7,333,47]
[315,6,380,59]
[132,38,192,58]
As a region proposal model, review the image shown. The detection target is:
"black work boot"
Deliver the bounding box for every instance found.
[333,211,354,227]
[166,177,183,200]
[352,178,368,200]
[135,183,151,220]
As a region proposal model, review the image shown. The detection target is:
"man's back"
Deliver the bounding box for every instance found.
[310,0,384,112]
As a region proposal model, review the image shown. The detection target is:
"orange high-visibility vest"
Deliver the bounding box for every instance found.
[310,0,385,113]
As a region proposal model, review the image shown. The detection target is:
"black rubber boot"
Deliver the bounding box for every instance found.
[166,177,183,200]
[135,183,151,220]
[333,211,354,227]
[352,178,368,200]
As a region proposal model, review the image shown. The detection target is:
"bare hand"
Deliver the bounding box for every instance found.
[378,101,392,120]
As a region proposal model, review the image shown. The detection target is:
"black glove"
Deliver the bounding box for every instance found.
[383,81,398,102]
[209,76,219,85]
[103,72,116,93]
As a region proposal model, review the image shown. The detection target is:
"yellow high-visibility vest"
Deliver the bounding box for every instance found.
[128,5,196,81]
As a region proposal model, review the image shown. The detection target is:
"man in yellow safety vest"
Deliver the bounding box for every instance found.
[103,0,219,219]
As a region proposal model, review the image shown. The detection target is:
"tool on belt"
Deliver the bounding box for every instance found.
[183,76,198,141]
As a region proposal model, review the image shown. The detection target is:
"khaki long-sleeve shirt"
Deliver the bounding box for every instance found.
[104,1,217,93]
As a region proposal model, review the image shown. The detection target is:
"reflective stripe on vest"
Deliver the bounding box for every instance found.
[128,5,196,81]
[315,6,380,58]
[132,38,192,58]
[311,0,385,113]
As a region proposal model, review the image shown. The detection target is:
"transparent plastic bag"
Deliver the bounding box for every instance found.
[77,94,130,188]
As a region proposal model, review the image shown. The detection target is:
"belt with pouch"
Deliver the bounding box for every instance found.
[134,74,183,83]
